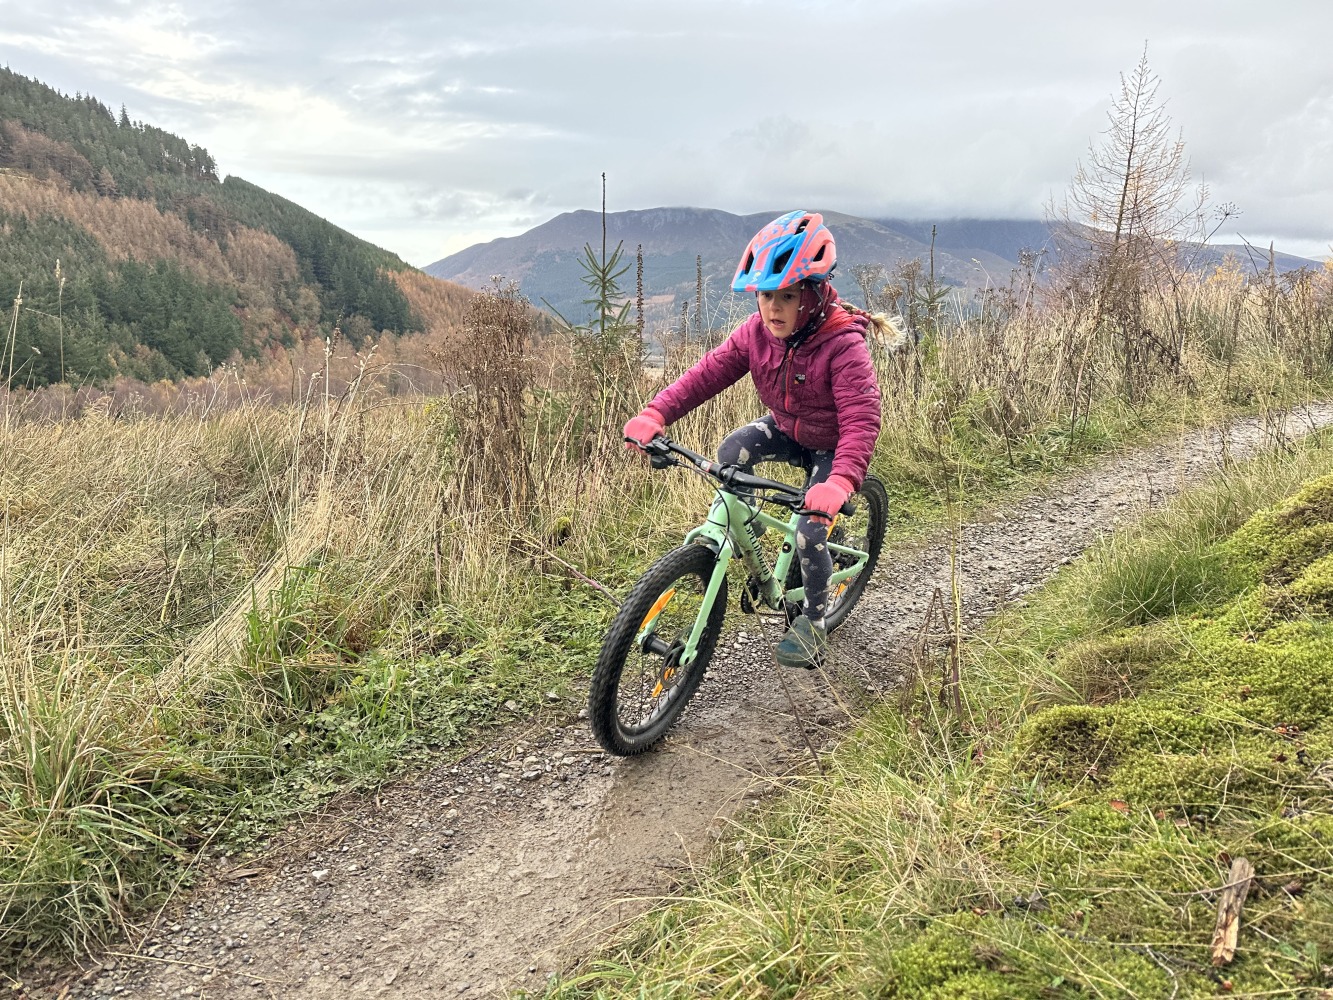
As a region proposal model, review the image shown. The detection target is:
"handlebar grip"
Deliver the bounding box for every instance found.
[797,498,858,521]
[625,434,666,450]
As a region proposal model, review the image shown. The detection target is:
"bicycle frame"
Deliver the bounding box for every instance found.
[642,485,872,667]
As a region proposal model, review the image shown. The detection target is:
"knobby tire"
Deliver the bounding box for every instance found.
[588,543,726,756]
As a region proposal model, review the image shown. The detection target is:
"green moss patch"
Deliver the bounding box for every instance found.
[1227,473,1333,584]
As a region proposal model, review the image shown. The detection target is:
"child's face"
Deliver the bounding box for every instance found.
[757,285,803,339]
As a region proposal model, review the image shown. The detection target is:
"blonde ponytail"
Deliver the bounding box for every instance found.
[840,302,909,354]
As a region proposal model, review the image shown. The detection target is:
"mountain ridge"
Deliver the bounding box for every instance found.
[426,207,1320,323]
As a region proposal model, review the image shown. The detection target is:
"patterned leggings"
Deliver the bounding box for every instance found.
[717,415,835,625]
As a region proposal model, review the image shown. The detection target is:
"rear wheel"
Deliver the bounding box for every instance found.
[785,474,888,632]
[588,544,726,756]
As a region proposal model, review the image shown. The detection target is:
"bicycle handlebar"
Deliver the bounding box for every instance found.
[628,435,856,516]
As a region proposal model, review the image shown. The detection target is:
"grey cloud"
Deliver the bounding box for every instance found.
[4,0,1331,264]
[407,186,551,226]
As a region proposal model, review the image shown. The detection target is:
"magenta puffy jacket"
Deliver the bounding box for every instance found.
[650,292,882,488]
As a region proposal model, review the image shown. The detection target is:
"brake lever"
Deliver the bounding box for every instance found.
[628,436,677,470]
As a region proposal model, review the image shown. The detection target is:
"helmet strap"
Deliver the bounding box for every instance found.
[793,281,830,338]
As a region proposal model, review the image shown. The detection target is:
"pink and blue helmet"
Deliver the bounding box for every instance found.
[731,210,837,292]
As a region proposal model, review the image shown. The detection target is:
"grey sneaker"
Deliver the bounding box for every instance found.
[774,616,828,669]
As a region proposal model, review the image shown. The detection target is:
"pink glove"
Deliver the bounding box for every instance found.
[623,407,666,450]
[803,475,855,524]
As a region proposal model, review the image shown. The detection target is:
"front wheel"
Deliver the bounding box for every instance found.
[786,473,889,632]
[588,544,727,756]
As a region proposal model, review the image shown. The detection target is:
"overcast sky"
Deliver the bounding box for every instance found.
[3,1,1331,267]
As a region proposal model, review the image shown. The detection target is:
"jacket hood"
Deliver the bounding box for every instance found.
[764,284,859,352]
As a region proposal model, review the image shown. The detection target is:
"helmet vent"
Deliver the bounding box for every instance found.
[731,211,835,293]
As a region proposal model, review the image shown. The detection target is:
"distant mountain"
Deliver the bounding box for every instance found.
[425,208,1012,323]
[426,208,1321,326]
[876,218,1057,267]
[0,67,473,388]
[880,217,1318,280]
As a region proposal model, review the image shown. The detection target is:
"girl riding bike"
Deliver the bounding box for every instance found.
[624,210,884,669]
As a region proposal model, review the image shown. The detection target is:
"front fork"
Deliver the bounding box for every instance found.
[634,554,726,671]
[675,538,733,667]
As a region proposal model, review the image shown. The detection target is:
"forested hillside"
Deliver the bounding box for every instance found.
[0,68,464,387]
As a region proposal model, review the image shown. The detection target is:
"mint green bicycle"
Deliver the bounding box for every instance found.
[589,436,888,756]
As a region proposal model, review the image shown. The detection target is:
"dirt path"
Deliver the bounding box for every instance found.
[22,406,1333,1000]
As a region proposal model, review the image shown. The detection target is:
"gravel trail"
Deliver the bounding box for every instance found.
[21,405,1333,1000]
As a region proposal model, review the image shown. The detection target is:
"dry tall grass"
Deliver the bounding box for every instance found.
[1,262,1331,960]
